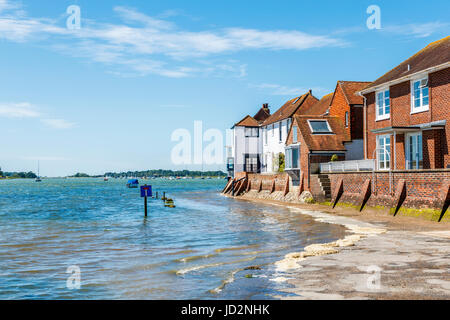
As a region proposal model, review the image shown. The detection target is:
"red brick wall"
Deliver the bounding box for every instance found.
[365,67,450,169]
[430,68,450,167]
[328,170,450,209]
[329,84,351,138]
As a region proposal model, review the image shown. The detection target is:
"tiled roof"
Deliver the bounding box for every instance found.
[337,81,372,105]
[253,105,271,123]
[262,91,319,126]
[234,115,259,127]
[301,93,333,115]
[293,115,350,151]
[362,36,450,92]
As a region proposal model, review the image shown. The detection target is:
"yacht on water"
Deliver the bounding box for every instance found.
[35,161,42,182]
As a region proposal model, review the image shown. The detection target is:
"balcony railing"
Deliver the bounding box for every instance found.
[320,159,375,173]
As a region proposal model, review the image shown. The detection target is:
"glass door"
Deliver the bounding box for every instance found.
[406,132,423,169]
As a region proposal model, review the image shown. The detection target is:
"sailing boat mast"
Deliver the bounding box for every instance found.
[35,160,42,182]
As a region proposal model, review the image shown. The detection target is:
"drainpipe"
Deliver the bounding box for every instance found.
[360,93,368,160]
[308,153,311,191]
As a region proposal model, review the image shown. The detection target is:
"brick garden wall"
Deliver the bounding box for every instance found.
[328,170,450,209]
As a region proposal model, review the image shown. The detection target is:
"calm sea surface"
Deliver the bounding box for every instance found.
[0,178,347,299]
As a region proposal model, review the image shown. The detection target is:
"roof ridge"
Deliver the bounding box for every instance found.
[363,36,450,90]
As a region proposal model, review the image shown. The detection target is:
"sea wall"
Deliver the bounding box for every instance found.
[328,170,450,222]
[223,170,450,222]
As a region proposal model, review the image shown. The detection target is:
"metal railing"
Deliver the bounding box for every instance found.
[320,159,376,173]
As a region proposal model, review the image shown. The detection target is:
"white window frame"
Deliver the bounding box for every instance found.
[375,88,390,121]
[245,127,259,138]
[345,111,349,127]
[376,134,391,171]
[411,76,429,114]
[405,132,423,170]
[307,120,332,134]
[292,125,298,144]
[285,144,300,170]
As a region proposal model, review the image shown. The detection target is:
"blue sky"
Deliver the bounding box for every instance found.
[0,0,449,176]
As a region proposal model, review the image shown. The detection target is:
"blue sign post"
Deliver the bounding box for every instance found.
[140,185,152,217]
[140,185,152,198]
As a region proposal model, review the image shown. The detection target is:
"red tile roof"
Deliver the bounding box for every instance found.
[301,93,333,115]
[234,115,259,127]
[293,115,350,151]
[262,91,319,126]
[336,81,372,105]
[362,36,450,92]
[253,105,271,123]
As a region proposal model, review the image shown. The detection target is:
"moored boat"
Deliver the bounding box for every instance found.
[126,179,139,188]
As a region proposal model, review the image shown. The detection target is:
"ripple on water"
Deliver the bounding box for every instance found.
[0,178,347,299]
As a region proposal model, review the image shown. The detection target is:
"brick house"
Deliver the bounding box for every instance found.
[283,94,350,198]
[359,36,450,171]
[329,81,372,160]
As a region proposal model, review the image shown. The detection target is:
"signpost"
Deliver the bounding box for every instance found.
[140,185,152,217]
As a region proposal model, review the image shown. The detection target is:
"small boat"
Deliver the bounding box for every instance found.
[35,161,42,182]
[126,179,139,188]
[104,177,109,181]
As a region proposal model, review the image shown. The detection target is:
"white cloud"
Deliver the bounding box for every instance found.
[0,102,40,118]
[0,101,76,129]
[0,0,18,13]
[41,118,76,129]
[382,22,449,38]
[0,2,345,78]
[250,83,329,96]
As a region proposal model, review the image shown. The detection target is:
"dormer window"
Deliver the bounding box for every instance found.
[308,120,332,134]
[376,89,390,120]
[411,77,429,113]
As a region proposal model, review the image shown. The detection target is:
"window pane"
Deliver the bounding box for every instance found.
[414,89,420,99]
[309,120,332,133]
[292,148,299,169]
[414,81,420,90]
[415,98,421,108]
[422,87,429,98]
[423,96,429,106]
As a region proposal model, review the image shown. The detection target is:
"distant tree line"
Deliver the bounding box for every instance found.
[104,170,227,178]
[2,171,37,179]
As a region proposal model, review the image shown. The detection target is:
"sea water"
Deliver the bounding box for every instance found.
[0,178,346,299]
